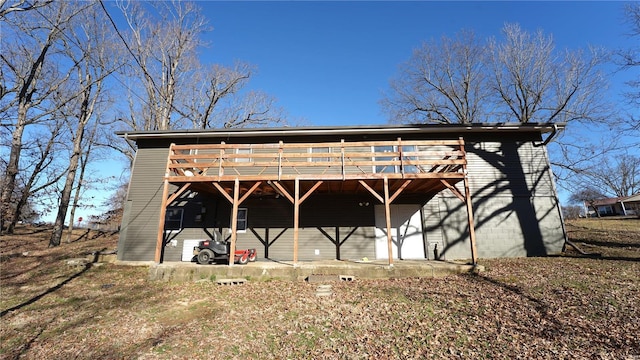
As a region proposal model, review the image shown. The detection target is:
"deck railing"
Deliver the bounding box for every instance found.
[166,138,466,181]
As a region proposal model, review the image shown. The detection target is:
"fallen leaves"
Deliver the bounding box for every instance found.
[1,220,639,359]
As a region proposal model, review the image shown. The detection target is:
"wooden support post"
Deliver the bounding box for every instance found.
[459,137,478,265]
[265,228,269,258]
[229,179,240,266]
[293,178,300,265]
[335,227,340,260]
[155,145,174,264]
[156,182,192,262]
[383,177,394,266]
[464,174,478,265]
[154,178,170,263]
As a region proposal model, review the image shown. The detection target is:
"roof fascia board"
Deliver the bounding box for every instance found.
[116,122,566,141]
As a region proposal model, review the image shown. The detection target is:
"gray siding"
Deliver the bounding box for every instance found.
[125,190,379,262]
[424,139,565,260]
[117,147,168,261]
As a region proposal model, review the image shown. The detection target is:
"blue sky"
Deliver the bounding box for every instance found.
[193,1,634,126]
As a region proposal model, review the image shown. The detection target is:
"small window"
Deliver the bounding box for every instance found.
[310,147,330,162]
[236,148,252,162]
[165,208,183,231]
[235,208,248,233]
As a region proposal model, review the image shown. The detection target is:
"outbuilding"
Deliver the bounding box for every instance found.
[116,123,567,265]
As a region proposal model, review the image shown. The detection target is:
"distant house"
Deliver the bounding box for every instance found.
[116,123,567,265]
[588,194,640,216]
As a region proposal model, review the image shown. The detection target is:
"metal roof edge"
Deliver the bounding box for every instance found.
[116,122,566,140]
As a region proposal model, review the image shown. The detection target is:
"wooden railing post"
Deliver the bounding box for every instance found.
[341,139,345,180]
[398,137,404,177]
[278,141,283,181]
[218,141,225,178]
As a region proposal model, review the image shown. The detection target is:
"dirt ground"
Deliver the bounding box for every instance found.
[1,218,639,359]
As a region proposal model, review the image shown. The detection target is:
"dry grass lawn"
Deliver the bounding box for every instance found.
[1,218,639,359]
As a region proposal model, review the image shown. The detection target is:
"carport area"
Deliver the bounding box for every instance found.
[147,258,484,282]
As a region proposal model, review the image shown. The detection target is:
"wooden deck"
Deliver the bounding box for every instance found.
[155,138,478,266]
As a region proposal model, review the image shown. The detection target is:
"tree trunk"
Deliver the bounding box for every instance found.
[50,82,92,246]
[50,149,81,246]
[66,137,92,243]
[50,127,83,246]
[1,103,28,233]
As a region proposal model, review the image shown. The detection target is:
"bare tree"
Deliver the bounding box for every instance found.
[0,1,89,231]
[578,154,640,198]
[218,91,286,129]
[184,62,252,129]
[382,30,489,124]
[116,0,207,132]
[489,23,609,124]
[0,0,52,17]
[618,2,640,132]
[5,120,65,233]
[382,25,608,126]
[65,124,98,242]
[107,1,288,164]
[569,186,606,218]
[561,205,582,220]
[49,3,120,247]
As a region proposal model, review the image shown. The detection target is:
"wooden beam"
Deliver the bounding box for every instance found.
[383,177,394,266]
[271,181,294,203]
[166,183,192,205]
[239,181,262,204]
[155,145,175,263]
[166,172,465,183]
[440,179,465,202]
[358,180,384,203]
[154,178,171,263]
[464,175,478,265]
[293,178,300,265]
[459,137,478,265]
[211,182,233,203]
[299,180,323,204]
[229,179,240,266]
[389,179,412,203]
[218,143,225,177]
